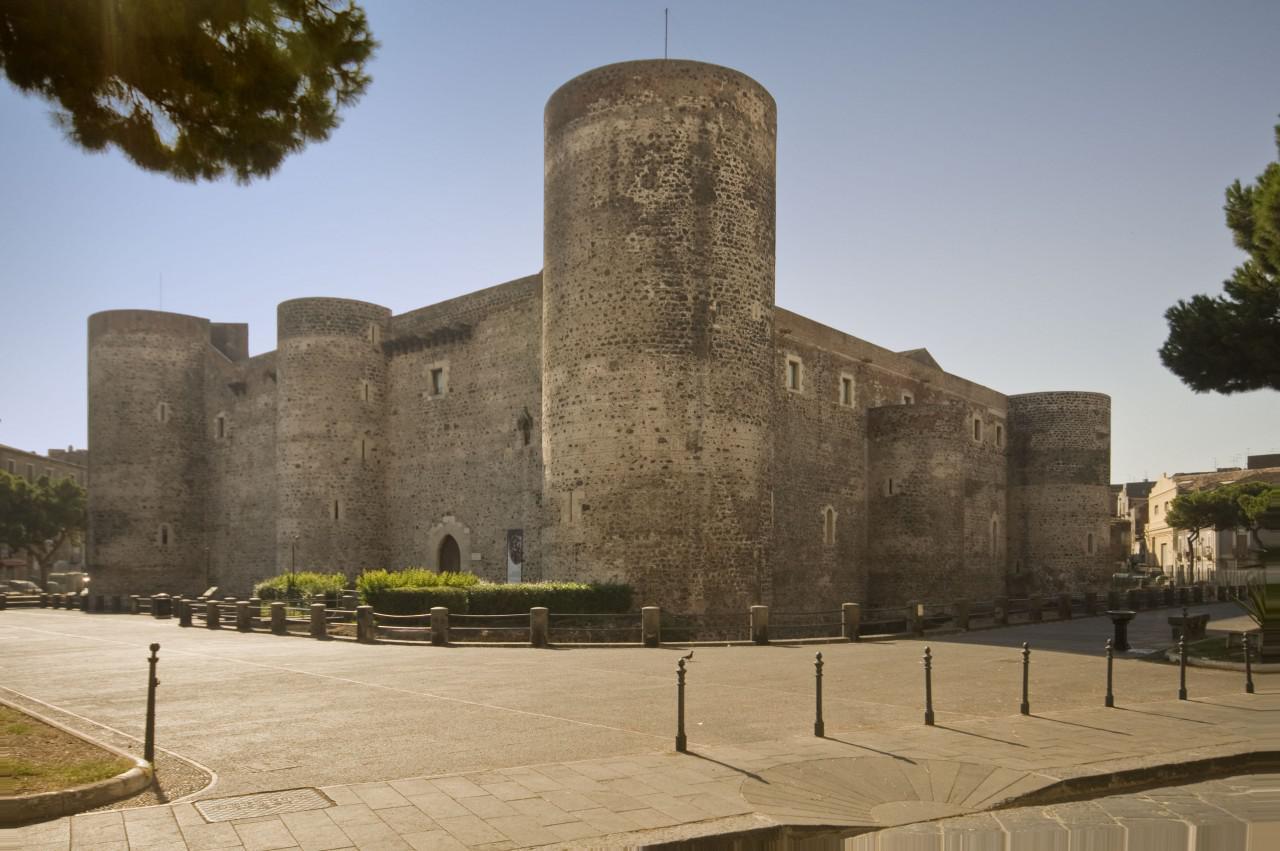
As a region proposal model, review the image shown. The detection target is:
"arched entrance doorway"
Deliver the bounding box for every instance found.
[439,535,461,573]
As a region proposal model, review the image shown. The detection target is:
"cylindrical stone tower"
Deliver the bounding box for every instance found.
[866,404,1006,607]
[542,60,777,613]
[276,297,391,577]
[87,310,209,595]
[1007,391,1112,592]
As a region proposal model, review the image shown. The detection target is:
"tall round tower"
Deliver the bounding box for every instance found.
[87,310,209,595]
[1007,391,1112,591]
[276,297,390,577]
[542,60,777,612]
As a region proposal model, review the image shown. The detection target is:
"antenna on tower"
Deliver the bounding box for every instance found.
[664,8,669,59]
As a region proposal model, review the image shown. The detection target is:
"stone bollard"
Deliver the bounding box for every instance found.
[249,596,262,614]
[39,593,48,608]
[750,605,770,645]
[356,605,375,643]
[236,601,252,632]
[129,595,140,614]
[178,598,192,627]
[431,607,449,646]
[53,593,63,609]
[1084,592,1098,616]
[954,600,970,631]
[530,607,549,648]
[0,595,6,611]
[1029,595,1043,623]
[270,602,286,635]
[206,600,221,629]
[1058,594,1072,620]
[642,606,661,648]
[310,603,327,639]
[112,595,123,613]
[1107,590,1122,610]
[995,597,1010,626]
[842,602,861,641]
[152,594,172,619]
[907,601,924,636]
[1216,585,1227,602]
[1163,586,1175,607]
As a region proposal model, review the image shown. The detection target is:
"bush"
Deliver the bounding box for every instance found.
[356,568,479,599]
[364,586,470,615]
[254,571,346,601]
[467,582,632,614]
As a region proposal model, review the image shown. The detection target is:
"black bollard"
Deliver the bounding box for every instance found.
[1020,642,1031,716]
[1104,638,1115,708]
[144,643,160,763]
[1244,633,1255,695]
[675,658,687,753]
[923,646,935,726]
[1178,636,1188,701]
[814,652,825,737]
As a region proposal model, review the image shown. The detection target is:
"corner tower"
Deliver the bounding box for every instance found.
[1007,391,1112,591]
[87,310,210,595]
[542,60,777,612]
[276,297,391,576]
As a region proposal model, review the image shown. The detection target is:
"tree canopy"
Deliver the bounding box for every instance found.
[0,471,87,588]
[1159,122,1280,394]
[0,0,376,184]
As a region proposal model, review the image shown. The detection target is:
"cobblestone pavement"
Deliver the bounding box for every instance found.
[3,604,1276,848]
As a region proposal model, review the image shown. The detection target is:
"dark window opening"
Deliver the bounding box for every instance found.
[431,368,444,395]
[439,535,461,573]
[333,500,341,521]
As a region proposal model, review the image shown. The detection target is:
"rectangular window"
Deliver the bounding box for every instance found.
[5,460,14,474]
[887,478,895,495]
[995,424,1003,446]
[786,358,801,391]
[840,376,853,406]
[25,463,34,480]
[973,418,982,441]
[216,416,226,438]
[430,368,444,396]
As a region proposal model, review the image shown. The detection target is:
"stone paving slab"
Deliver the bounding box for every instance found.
[9,687,1277,849]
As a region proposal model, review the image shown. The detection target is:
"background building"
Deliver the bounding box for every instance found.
[86,60,1115,611]
[0,443,88,582]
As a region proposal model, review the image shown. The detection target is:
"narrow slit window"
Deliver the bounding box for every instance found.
[840,376,853,406]
[215,415,226,439]
[1087,532,1095,554]
[363,381,371,402]
[157,402,171,423]
[991,518,999,555]
[887,478,895,495]
[430,368,444,396]
[159,524,171,546]
[823,507,836,545]
[973,418,982,441]
[786,359,801,391]
[360,439,367,461]
[995,424,1003,446]
[332,500,341,521]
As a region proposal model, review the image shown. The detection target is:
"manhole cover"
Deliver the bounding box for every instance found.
[195,787,333,822]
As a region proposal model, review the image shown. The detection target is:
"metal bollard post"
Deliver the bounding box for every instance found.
[310,603,327,639]
[356,605,374,643]
[923,646,935,726]
[1105,639,1114,708]
[750,605,769,645]
[431,607,449,646]
[1244,633,1255,695]
[144,643,160,763]
[954,600,970,631]
[841,602,861,641]
[813,652,825,737]
[1020,642,1031,715]
[1178,636,1188,701]
[236,601,252,632]
[642,606,661,648]
[675,658,688,752]
[530,607,549,648]
[270,602,286,635]
[206,600,221,629]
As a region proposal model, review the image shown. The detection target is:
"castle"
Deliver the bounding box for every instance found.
[87,60,1114,612]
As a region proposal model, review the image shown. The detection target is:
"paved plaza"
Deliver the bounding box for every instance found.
[3,602,1277,848]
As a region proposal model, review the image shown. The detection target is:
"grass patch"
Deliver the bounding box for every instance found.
[1187,635,1257,663]
[0,705,133,796]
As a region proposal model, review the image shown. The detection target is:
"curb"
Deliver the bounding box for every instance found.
[0,697,154,826]
[1162,650,1280,672]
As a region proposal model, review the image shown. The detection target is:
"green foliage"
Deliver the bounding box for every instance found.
[253,571,346,600]
[0,0,376,183]
[355,568,480,598]
[1242,580,1280,630]
[1160,122,1280,393]
[0,471,86,588]
[365,586,470,615]
[467,582,632,615]
[1165,482,1272,533]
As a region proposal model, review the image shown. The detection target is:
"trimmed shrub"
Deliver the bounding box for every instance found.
[356,568,479,599]
[467,582,632,614]
[365,586,470,615]
[254,572,346,601]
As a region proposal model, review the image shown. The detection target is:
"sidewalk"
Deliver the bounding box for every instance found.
[13,686,1278,850]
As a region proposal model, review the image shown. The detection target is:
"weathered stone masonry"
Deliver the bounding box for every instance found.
[87,59,1112,611]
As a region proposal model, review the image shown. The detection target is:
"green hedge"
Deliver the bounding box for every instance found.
[467,582,632,614]
[356,568,479,598]
[365,586,471,615]
[254,572,347,601]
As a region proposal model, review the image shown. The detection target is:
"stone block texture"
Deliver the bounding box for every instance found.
[86,60,1113,610]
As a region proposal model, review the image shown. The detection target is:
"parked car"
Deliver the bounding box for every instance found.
[2,579,41,593]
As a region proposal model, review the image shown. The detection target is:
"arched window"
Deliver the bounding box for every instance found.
[439,535,461,573]
[823,506,836,546]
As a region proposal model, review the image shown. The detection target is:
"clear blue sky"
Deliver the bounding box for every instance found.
[1,0,1277,482]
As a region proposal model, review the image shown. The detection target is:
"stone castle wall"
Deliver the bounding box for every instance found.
[86,60,1115,608]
